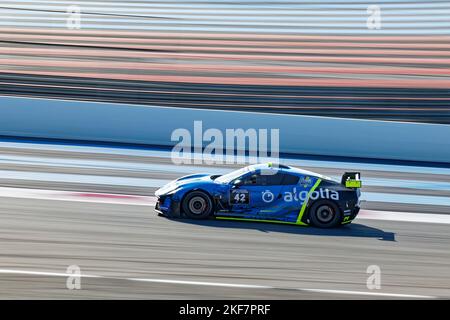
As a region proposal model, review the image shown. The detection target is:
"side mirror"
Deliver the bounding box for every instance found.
[232,179,243,188]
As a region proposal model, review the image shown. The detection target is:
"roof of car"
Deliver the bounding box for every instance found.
[246,163,336,182]
[247,163,290,171]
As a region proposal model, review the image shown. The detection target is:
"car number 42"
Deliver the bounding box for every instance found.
[230,190,249,204]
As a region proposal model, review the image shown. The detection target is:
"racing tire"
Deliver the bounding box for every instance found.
[182,191,214,219]
[309,200,342,228]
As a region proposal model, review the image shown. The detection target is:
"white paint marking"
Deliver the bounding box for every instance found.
[0,169,165,188]
[127,277,270,289]
[358,210,450,225]
[0,186,156,206]
[2,139,450,176]
[0,269,100,278]
[300,288,435,299]
[0,269,436,299]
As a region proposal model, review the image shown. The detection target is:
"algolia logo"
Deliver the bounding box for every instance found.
[171,121,279,165]
[284,188,339,202]
[260,188,339,203]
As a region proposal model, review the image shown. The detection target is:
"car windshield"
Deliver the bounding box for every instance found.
[215,167,250,184]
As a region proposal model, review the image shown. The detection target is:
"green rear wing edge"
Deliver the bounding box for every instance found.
[341,172,362,188]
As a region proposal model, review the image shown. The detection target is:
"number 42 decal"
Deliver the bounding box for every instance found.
[234,193,246,203]
[230,189,249,204]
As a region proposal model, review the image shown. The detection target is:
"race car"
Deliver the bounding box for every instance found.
[155,163,361,228]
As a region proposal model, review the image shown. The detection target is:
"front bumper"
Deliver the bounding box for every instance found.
[155,195,182,218]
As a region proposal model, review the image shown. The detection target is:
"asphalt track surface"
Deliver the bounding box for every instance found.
[0,140,449,299]
[1,1,449,123]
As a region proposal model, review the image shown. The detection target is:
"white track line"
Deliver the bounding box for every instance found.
[357,210,450,225]
[0,269,436,299]
[127,277,270,289]
[0,186,156,206]
[2,140,450,176]
[299,288,435,299]
[0,269,101,279]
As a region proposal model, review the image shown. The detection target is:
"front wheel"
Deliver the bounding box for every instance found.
[182,191,213,219]
[309,200,342,228]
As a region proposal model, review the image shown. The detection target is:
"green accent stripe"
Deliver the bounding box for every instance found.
[216,216,298,225]
[296,178,322,225]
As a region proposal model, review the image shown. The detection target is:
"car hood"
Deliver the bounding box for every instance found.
[155,173,220,196]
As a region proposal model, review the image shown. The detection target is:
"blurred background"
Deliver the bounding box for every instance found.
[0,0,449,123]
[0,1,449,300]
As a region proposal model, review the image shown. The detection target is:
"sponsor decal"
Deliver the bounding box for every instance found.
[262,190,275,203]
[261,187,339,203]
[299,176,313,187]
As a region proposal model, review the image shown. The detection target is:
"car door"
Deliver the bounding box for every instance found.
[229,170,284,217]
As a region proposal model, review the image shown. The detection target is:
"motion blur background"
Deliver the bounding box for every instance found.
[0,1,449,300]
[0,0,449,122]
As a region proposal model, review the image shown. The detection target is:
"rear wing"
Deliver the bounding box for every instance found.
[341,172,362,188]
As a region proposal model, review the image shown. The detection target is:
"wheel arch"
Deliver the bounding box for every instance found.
[180,188,215,215]
[306,198,343,220]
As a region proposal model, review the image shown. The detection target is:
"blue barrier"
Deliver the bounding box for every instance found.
[0,96,449,163]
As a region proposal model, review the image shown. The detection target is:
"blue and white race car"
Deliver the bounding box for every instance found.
[155,163,361,228]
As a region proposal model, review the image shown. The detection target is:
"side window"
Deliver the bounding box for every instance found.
[281,174,299,185]
[242,172,285,186]
[243,173,261,185]
[265,173,284,185]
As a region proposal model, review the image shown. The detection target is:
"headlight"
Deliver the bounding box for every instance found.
[166,188,180,196]
[155,184,180,197]
[155,183,178,197]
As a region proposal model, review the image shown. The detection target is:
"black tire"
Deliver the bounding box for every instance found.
[182,191,214,219]
[309,200,342,228]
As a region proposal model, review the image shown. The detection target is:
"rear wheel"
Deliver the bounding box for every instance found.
[182,191,213,219]
[309,200,342,228]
